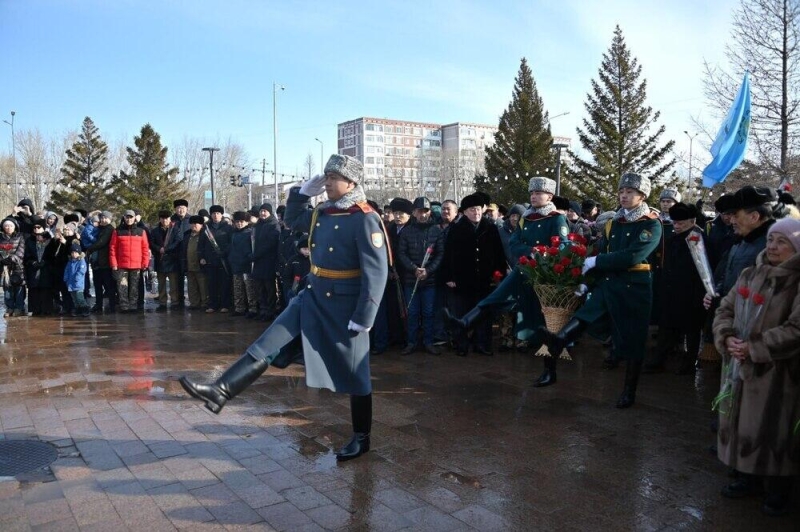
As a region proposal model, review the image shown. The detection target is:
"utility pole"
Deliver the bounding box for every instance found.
[273,82,285,205]
[552,143,568,196]
[202,147,220,205]
[3,111,17,204]
[684,131,698,188]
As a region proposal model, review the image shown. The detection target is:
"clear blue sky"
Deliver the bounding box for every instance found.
[1,0,738,179]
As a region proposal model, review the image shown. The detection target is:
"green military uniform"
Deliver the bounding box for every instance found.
[479,210,569,341]
[574,210,663,361]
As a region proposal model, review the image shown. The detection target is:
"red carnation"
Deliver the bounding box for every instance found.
[550,236,561,246]
[533,245,548,255]
[571,267,581,278]
[553,264,565,274]
[688,234,701,242]
[567,233,577,242]
[529,258,537,268]
[752,293,765,305]
[492,270,503,283]
[518,256,529,266]
[573,234,587,245]
[547,246,560,255]
[426,246,434,254]
[737,286,750,299]
[572,245,587,257]
[293,275,301,281]
[559,257,572,267]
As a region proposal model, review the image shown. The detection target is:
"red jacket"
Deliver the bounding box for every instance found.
[110,223,150,270]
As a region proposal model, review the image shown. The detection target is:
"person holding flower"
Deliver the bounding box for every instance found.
[539,173,662,408]
[445,177,568,372]
[712,217,800,516]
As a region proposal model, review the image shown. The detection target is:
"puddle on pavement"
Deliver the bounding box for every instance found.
[440,471,482,488]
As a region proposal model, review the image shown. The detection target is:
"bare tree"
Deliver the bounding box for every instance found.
[703,0,800,183]
[15,129,71,214]
[304,152,315,179]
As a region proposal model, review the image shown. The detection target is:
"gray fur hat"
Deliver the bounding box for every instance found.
[527,176,556,194]
[659,188,682,202]
[618,172,651,198]
[324,154,363,184]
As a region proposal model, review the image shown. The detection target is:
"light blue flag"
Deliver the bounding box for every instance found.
[702,72,751,188]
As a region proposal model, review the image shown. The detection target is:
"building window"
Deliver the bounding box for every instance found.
[366,146,375,153]
[366,124,375,131]
[366,157,375,164]
[376,135,383,142]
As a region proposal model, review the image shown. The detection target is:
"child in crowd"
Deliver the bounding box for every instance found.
[283,237,310,302]
[64,241,90,317]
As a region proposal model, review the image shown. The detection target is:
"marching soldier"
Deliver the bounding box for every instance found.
[539,173,663,408]
[446,177,568,370]
[180,154,387,461]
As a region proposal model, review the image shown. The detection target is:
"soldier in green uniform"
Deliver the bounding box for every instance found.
[539,173,662,408]
[446,177,568,375]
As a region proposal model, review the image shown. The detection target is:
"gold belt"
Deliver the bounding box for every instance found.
[310,265,362,279]
[628,264,651,272]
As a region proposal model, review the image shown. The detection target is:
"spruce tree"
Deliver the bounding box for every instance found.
[570,26,675,207]
[481,58,555,206]
[46,117,114,213]
[110,124,184,222]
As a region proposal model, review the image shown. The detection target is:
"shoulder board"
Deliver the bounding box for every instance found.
[547,211,563,218]
[353,202,374,214]
[643,212,660,220]
[525,213,544,221]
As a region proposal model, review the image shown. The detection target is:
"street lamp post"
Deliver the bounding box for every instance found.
[3,111,18,204]
[314,138,323,176]
[684,130,698,188]
[201,147,220,205]
[273,82,285,205]
[552,143,568,196]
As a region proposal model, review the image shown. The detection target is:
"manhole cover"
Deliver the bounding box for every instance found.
[0,441,58,476]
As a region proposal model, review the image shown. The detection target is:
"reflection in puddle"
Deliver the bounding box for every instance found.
[441,471,482,488]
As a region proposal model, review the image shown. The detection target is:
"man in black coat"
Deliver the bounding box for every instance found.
[201,205,233,313]
[645,203,708,375]
[252,203,281,320]
[441,194,506,356]
[85,211,116,313]
[397,197,443,355]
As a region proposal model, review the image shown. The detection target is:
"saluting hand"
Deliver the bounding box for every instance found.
[299,174,327,197]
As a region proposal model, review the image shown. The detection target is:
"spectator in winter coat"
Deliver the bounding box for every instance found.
[181,215,207,309]
[86,211,117,313]
[24,217,57,316]
[110,210,150,313]
[149,210,179,310]
[1,217,26,317]
[397,197,444,355]
[50,222,79,314]
[64,241,90,316]
[12,198,35,236]
[165,199,191,306]
[282,237,310,303]
[228,211,257,317]
[201,205,233,313]
[252,204,281,320]
[44,212,59,237]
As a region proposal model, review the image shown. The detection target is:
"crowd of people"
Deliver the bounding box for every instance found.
[1,157,799,514]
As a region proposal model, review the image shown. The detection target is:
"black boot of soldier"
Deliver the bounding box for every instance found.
[533,355,557,387]
[180,354,269,414]
[443,306,489,332]
[616,360,643,409]
[538,318,587,356]
[337,393,372,462]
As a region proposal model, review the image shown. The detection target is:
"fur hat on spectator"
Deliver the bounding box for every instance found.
[173,199,189,208]
[232,211,249,222]
[209,205,224,215]
[460,194,485,210]
[389,198,414,215]
[668,202,698,221]
[189,215,205,225]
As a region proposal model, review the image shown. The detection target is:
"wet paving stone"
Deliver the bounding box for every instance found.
[0,301,798,530]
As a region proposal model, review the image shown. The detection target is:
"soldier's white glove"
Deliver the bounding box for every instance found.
[581,256,596,275]
[348,320,371,333]
[299,174,326,197]
[574,284,589,297]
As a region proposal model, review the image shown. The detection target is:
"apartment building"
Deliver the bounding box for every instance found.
[337,117,497,201]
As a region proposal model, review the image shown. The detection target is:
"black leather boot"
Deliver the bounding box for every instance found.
[616,360,643,409]
[179,354,270,414]
[337,394,372,462]
[533,355,557,387]
[443,306,489,331]
[538,318,587,356]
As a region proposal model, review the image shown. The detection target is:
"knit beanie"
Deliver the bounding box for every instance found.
[768,217,800,253]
